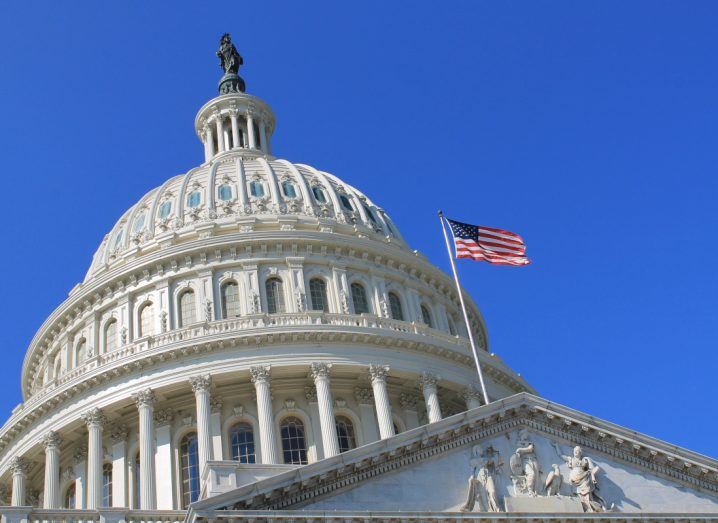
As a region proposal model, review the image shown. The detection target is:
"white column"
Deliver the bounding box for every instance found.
[132,389,156,510]
[205,125,215,160]
[41,431,62,508]
[310,363,339,458]
[81,408,107,510]
[109,425,128,508]
[214,117,225,153]
[418,372,442,423]
[230,112,240,149]
[304,386,324,461]
[246,113,256,149]
[258,120,268,153]
[462,386,483,410]
[354,387,379,444]
[190,375,213,474]
[368,365,395,439]
[210,397,224,461]
[250,366,279,464]
[399,393,421,430]
[153,410,174,510]
[9,457,29,506]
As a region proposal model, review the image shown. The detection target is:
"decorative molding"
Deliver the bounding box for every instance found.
[9,456,30,475]
[304,385,318,403]
[368,364,389,384]
[41,430,63,450]
[210,396,223,413]
[309,362,331,381]
[154,408,174,425]
[417,371,439,389]
[249,365,271,384]
[399,392,419,411]
[109,424,129,443]
[354,387,374,405]
[189,374,212,394]
[133,388,155,409]
[81,407,107,428]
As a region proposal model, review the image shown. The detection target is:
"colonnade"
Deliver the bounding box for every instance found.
[6,365,485,509]
[202,110,270,161]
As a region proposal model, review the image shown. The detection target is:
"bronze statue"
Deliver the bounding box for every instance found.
[216,33,246,93]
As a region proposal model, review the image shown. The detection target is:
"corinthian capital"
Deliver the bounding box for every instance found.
[250,365,271,384]
[368,364,390,384]
[9,456,30,475]
[310,362,332,381]
[417,372,439,389]
[41,430,63,451]
[189,374,212,393]
[81,408,107,428]
[132,388,155,409]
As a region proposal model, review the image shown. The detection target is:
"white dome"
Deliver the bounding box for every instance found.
[85,156,405,284]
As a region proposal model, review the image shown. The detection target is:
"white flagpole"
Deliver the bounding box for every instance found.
[438,210,490,405]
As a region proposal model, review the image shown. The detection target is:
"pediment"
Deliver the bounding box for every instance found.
[190,393,718,517]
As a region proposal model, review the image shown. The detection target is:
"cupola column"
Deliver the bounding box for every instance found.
[204,126,215,161]
[9,457,29,506]
[250,365,280,464]
[214,116,225,153]
[369,364,395,439]
[258,120,268,153]
[230,111,240,149]
[246,113,256,149]
[310,363,339,458]
[81,408,107,509]
[418,372,442,423]
[189,375,214,474]
[132,389,156,509]
[41,431,62,508]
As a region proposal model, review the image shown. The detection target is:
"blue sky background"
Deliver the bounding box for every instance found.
[0,2,716,457]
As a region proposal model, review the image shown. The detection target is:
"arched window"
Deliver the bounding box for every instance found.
[158,200,172,219]
[187,191,201,208]
[280,417,308,465]
[229,422,256,463]
[180,432,200,508]
[221,281,240,318]
[350,282,370,314]
[64,483,76,509]
[102,463,112,507]
[104,319,118,352]
[339,194,353,211]
[76,339,87,366]
[363,205,379,225]
[139,302,154,337]
[388,292,404,321]
[282,180,297,198]
[420,304,433,328]
[249,180,265,197]
[218,184,233,201]
[309,278,328,312]
[448,316,457,336]
[179,290,196,327]
[132,213,146,233]
[265,277,285,314]
[133,452,140,509]
[335,416,357,453]
[312,185,327,203]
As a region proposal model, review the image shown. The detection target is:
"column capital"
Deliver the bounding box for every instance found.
[109,424,129,443]
[189,374,212,393]
[9,456,30,476]
[250,365,271,384]
[417,372,439,389]
[132,388,155,409]
[41,431,63,451]
[399,392,420,412]
[310,362,332,380]
[81,407,107,428]
[368,364,390,384]
[354,387,374,405]
[461,386,483,403]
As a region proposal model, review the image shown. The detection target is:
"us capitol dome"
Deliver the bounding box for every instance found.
[2,35,717,523]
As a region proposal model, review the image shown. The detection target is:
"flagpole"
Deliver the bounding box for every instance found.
[437,210,490,405]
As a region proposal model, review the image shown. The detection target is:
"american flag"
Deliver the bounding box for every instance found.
[446,218,530,266]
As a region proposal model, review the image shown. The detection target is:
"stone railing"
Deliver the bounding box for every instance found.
[31,312,468,404]
[0,507,185,523]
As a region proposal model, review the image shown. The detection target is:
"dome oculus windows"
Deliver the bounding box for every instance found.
[281,180,297,198]
[249,180,265,197]
[311,186,327,203]
[187,191,201,208]
[339,194,354,211]
[158,200,172,219]
[218,184,233,201]
[132,213,146,233]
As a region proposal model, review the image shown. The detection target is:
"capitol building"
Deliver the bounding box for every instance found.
[0,35,717,523]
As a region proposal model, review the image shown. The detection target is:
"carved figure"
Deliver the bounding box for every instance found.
[544,464,562,496]
[561,446,612,512]
[217,33,243,74]
[510,429,541,496]
[461,444,502,513]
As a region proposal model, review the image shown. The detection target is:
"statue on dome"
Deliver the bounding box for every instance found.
[216,33,246,94]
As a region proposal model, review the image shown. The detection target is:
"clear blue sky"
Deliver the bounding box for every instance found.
[0,2,716,457]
